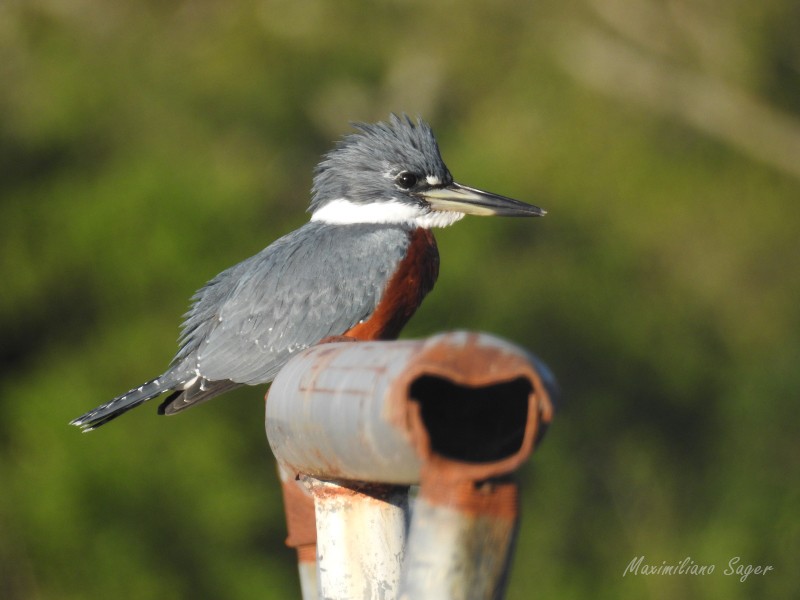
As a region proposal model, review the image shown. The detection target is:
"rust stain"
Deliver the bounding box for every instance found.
[296,544,316,563]
[280,475,317,552]
[417,475,519,519]
[307,479,409,504]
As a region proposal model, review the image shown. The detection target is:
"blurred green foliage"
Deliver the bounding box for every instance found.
[1,0,798,598]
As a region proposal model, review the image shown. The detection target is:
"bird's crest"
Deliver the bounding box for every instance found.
[309,114,451,213]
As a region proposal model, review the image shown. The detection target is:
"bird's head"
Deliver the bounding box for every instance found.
[309,114,545,228]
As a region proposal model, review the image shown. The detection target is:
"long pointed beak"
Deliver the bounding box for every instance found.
[418,182,546,217]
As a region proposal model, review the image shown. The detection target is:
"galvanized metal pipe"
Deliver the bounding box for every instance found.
[399,480,520,600]
[308,478,409,600]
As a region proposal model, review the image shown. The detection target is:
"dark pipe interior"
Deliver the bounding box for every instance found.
[409,375,532,463]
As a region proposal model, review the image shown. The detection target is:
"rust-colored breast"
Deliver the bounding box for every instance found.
[344,228,439,341]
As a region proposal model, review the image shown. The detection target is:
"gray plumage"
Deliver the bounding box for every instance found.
[179,222,411,385]
[72,223,414,429]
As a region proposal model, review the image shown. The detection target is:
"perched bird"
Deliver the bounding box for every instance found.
[71,114,545,431]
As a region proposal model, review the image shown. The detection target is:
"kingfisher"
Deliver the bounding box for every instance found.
[71,114,545,431]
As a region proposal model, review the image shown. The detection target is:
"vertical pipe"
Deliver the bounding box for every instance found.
[297,561,319,600]
[308,479,409,600]
[278,465,318,600]
[399,479,519,600]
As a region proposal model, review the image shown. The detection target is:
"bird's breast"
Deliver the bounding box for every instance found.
[344,228,439,341]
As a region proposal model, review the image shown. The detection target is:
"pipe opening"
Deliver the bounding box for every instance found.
[409,375,532,463]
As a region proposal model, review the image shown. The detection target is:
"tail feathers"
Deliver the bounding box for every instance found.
[71,376,177,432]
[158,379,242,416]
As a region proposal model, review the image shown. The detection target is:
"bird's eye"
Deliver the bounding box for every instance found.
[395,172,418,189]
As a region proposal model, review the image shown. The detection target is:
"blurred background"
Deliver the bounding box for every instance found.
[1,0,798,598]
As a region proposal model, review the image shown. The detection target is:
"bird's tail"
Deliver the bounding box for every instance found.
[70,376,177,432]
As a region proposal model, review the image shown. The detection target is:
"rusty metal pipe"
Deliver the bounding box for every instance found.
[266,331,557,600]
[277,465,318,600]
[266,331,555,484]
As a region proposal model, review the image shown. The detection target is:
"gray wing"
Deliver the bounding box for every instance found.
[172,222,412,386]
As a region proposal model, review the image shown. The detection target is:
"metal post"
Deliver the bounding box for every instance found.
[307,479,409,600]
[266,331,557,600]
[278,464,318,600]
[399,479,519,600]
